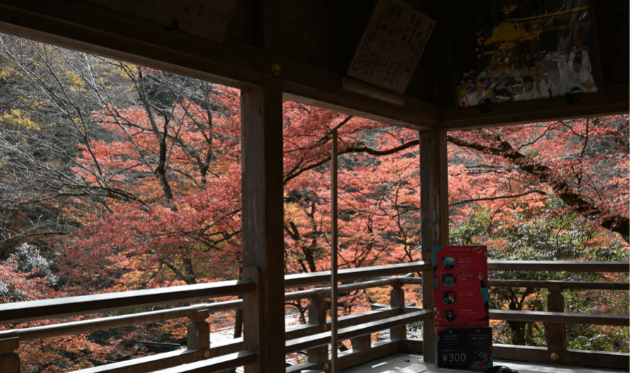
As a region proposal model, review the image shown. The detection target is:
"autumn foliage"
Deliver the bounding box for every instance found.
[0,36,627,371]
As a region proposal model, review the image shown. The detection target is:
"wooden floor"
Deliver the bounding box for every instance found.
[337,353,626,373]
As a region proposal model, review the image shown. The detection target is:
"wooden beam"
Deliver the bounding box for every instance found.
[240,77,286,373]
[440,83,629,130]
[0,0,439,131]
[419,129,449,363]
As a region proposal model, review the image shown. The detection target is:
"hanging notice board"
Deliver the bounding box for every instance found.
[432,246,489,328]
[346,0,436,94]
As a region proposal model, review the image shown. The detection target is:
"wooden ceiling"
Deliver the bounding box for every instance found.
[0,0,626,131]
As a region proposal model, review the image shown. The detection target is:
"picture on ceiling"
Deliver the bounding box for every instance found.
[450,0,600,107]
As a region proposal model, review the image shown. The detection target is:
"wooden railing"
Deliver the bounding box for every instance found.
[0,260,627,372]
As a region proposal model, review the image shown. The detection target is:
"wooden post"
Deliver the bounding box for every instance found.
[420,129,449,363]
[547,284,567,353]
[0,337,20,373]
[241,77,285,373]
[307,292,328,364]
[331,129,339,373]
[187,309,210,352]
[390,281,406,340]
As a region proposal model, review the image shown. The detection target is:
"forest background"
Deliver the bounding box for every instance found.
[0,35,627,372]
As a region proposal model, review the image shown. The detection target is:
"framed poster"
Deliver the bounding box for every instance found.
[448,0,601,107]
[433,246,489,328]
[437,327,493,371]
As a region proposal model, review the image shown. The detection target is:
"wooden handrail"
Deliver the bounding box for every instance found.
[284,277,400,301]
[489,309,629,327]
[0,259,628,372]
[0,300,242,341]
[488,260,629,272]
[0,278,405,340]
[0,280,255,325]
[285,309,433,353]
[284,261,430,288]
[488,280,629,290]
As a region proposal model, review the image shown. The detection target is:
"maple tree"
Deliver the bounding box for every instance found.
[0,34,627,371]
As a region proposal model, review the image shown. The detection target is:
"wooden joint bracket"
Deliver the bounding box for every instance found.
[0,337,20,373]
[311,291,326,303]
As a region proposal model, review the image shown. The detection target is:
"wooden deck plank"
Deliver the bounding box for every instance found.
[339,353,627,373]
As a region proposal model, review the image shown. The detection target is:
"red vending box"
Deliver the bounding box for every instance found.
[432,246,489,328]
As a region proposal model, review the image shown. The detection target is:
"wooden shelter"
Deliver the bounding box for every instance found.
[0,0,627,372]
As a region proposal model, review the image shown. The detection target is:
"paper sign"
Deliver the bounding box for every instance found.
[347,0,435,94]
[433,246,489,327]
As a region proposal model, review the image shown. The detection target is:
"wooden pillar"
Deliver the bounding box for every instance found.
[420,129,449,363]
[187,309,210,352]
[0,337,20,373]
[390,281,406,340]
[547,284,567,353]
[241,77,285,373]
[307,292,328,364]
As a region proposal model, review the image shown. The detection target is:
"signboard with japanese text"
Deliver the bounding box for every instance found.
[433,246,489,328]
[347,0,435,94]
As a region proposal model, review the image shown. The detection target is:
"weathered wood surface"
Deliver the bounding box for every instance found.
[342,77,407,106]
[489,309,629,326]
[286,309,432,353]
[420,129,448,363]
[488,260,629,272]
[440,83,629,131]
[285,307,402,341]
[0,1,625,133]
[0,0,439,131]
[488,280,629,290]
[337,340,401,371]
[84,0,237,42]
[0,280,254,325]
[331,128,340,373]
[389,283,406,340]
[398,277,422,285]
[306,292,327,365]
[150,350,257,373]
[285,277,400,301]
[75,349,207,373]
[284,261,430,288]
[341,351,629,372]
[398,338,423,354]
[546,285,567,351]
[0,300,240,342]
[493,344,629,370]
[290,340,401,373]
[240,77,285,373]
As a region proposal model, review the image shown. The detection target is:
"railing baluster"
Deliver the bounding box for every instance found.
[307,292,328,366]
[0,337,20,373]
[546,284,567,359]
[187,309,210,355]
[389,280,406,340]
[350,334,371,352]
